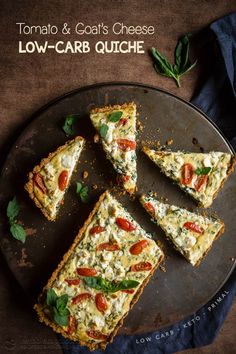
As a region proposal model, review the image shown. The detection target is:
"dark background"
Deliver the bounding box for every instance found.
[0,1,236,353]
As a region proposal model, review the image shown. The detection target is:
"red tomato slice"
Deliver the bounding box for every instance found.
[96,242,120,251]
[129,240,149,255]
[76,267,97,276]
[181,163,194,185]
[116,139,136,151]
[95,293,108,313]
[66,315,77,334]
[131,262,152,272]
[72,292,92,305]
[183,222,204,234]
[144,202,155,215]
[116,174,130,185]
[65,278,81,286]
[118,118,128,127]
[33,173,47,193]
[89,225,105,235]
[86,329,108,340]
[194,175,209,192]
[121,289,135,294]
[116,217,136,231]
[58,170,69,191]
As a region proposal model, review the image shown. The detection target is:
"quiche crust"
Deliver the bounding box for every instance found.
[25,136,85,221]
[34,190,164,350]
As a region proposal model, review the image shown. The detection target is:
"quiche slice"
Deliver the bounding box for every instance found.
[143,147,236,208]
[25,136,85,221]
[90,103,137,194]
[34,191,164,350]
[140,194,224,266]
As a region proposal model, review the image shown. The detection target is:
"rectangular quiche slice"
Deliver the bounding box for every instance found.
[34,191,164,350]
[143,147,236,208]
[140,194,224,266]
[90,103,137,194]
[25,136,85,221]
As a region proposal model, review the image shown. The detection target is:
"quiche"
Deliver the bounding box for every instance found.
[140,194,224,266]
[143,147,236,208]
[34,191,164,350]
[90,103,137,194]
[25,136,85,221]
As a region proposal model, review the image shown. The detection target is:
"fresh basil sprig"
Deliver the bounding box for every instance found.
[46,288,70,326]
[62,114,79,137]
[7,197,26,243]
[195,167,211,175]
[84,276,139,293]
[76,182,89,203]
[151,34,197,87]
[108,111,123,122]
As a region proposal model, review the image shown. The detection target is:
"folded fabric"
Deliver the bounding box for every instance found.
[59,12,236,354]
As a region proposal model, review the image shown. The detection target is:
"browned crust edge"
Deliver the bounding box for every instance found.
[140,194,225,267]
[142,147,236,208]
[90,102,137,196]
[90,102,136,114]
[24,136,85,221]
[34,190,164,351]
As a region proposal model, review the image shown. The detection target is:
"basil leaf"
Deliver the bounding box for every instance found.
[46,288,57,306]
[7,197,19,221]
[53,307,69,326]
[150,34,197,87]
[76,182,83,194]
[116,279,140,291]
[99,124,108,139]
[195,167,211,175]
[84,276,139,293]
[56,294,68,313]
[62,114,78,137]
[80,186,89,203]
[10,223,26,243]
[108,111,123,122]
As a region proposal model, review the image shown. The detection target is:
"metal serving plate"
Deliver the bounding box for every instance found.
[0,83,235,335]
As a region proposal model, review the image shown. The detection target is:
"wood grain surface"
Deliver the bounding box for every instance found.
[0,1,236,353]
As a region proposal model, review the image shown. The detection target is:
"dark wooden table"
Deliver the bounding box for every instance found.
[1,1,236,353]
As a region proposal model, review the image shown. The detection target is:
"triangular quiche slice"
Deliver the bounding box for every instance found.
[90,103,137,194]
[140,194,224,266]
[25,136,85,221]
[143,147,236,208]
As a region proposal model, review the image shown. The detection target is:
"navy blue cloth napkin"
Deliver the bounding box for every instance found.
[59,12,236,354]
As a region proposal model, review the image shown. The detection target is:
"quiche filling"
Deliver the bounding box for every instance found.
[38,192,163,346]
[25,137,85,220]
[140,194,224,266]
[90,103,137,194]
[143,147,235,208]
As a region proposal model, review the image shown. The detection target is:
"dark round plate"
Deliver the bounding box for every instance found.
[0,83,235,335]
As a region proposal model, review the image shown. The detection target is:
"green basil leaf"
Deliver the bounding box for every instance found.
[150,35,197,88]
[56,294,68,312]
[195,167,211,175]
[53,307,69,326]
[10,223,26,243]
[99,124,108,139]
[108,111,123,122]
[46,288,57,307]
[76,182,83,194]
[175,35,190,72]
[84,276,139,293]
[80,186,89,203]
[115,279,140,291]
[62,115,78,137]
[7,197,19,221]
